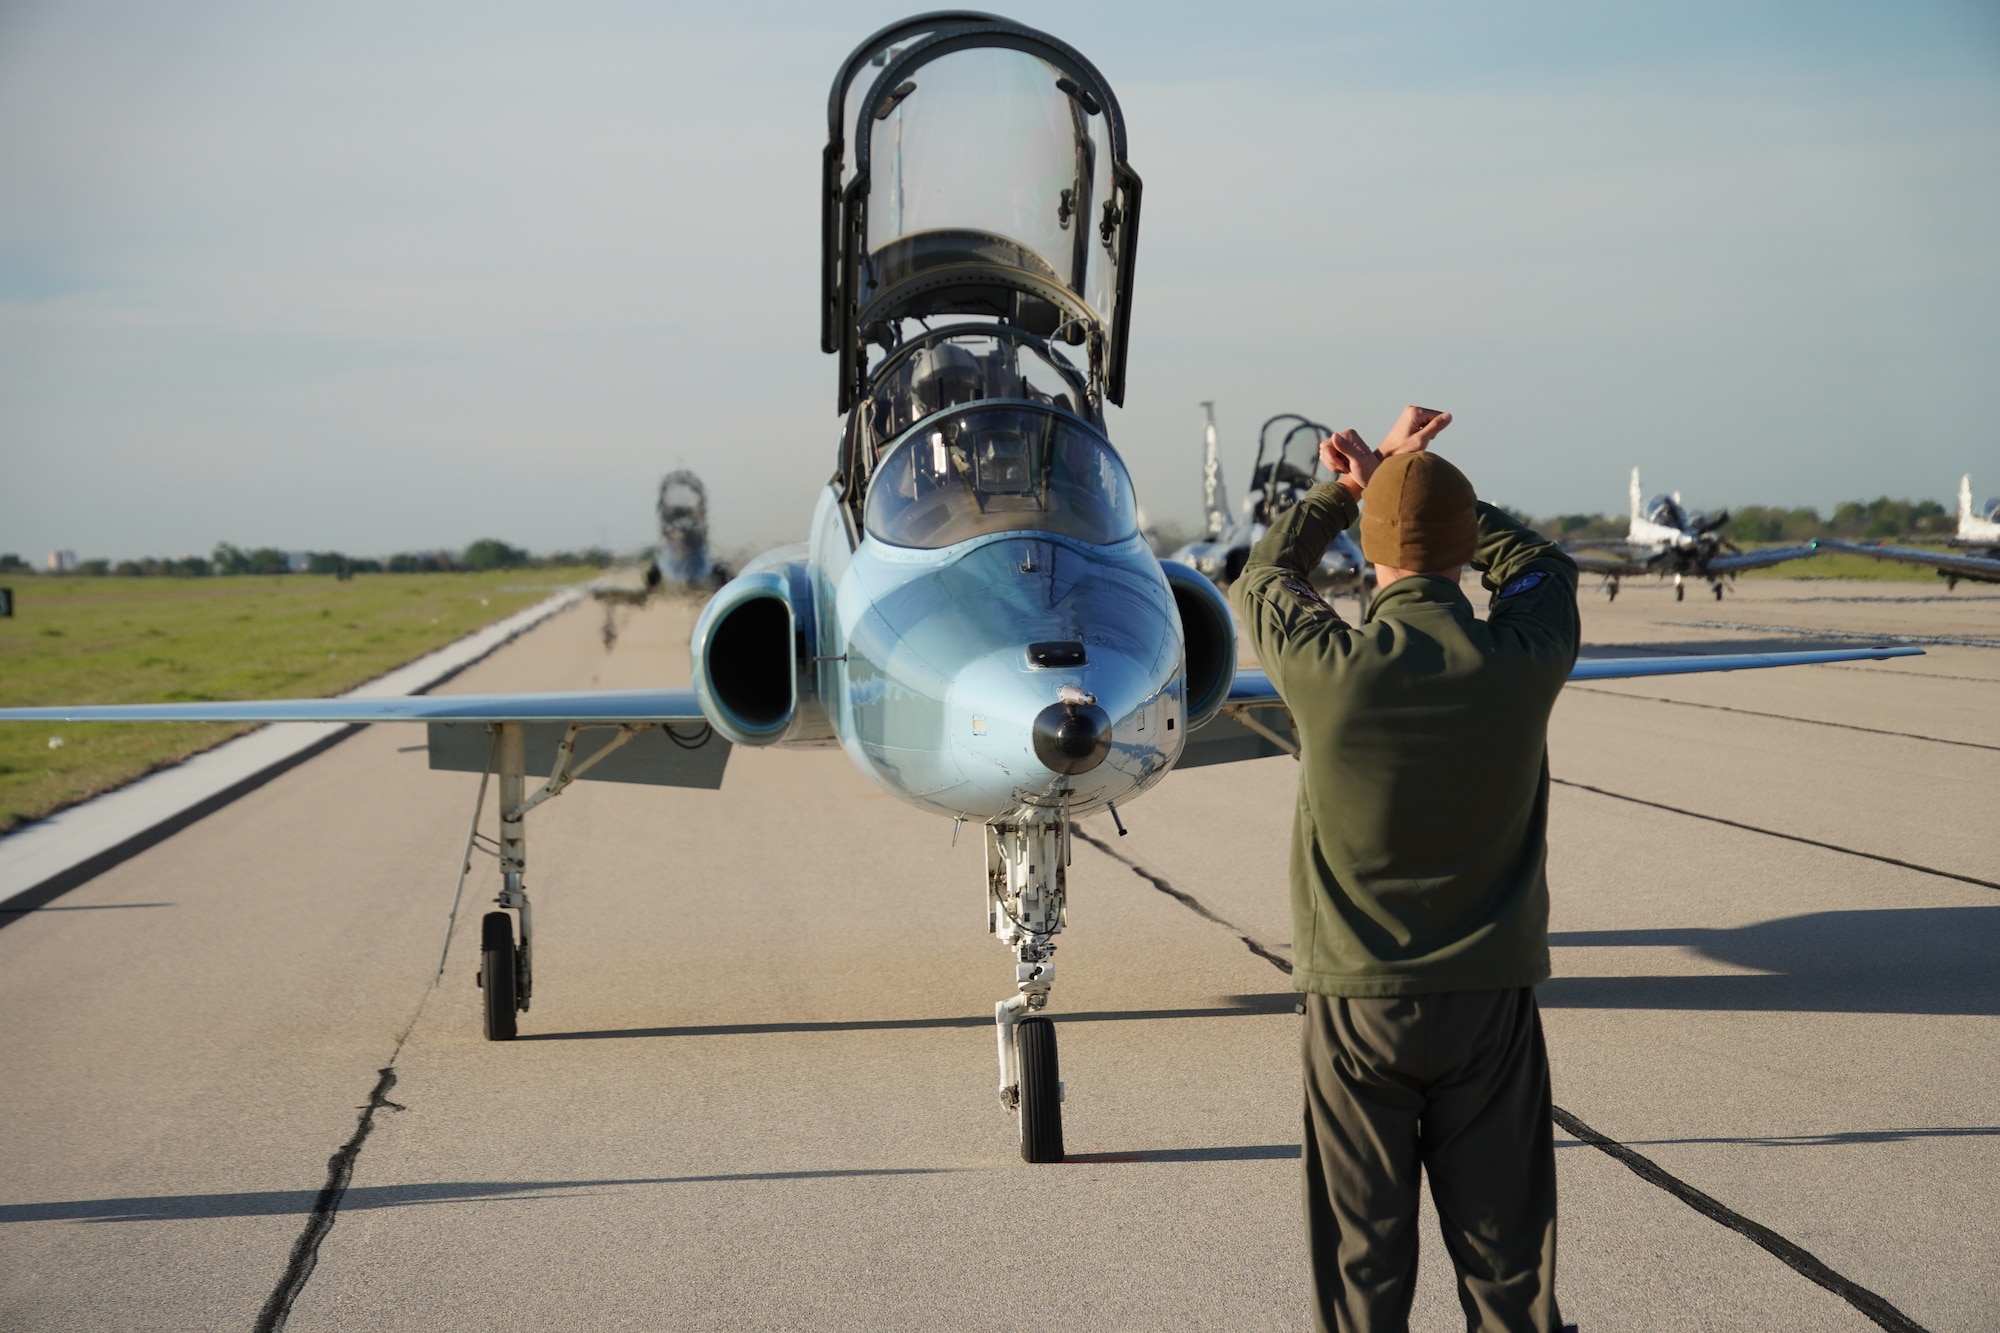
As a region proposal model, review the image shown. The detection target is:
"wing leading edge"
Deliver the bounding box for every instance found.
[1814,538,2000,585]
[0,688,707,725]
[1177,645,1924,769]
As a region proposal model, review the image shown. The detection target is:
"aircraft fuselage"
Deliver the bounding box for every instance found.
[804,485,1185,823]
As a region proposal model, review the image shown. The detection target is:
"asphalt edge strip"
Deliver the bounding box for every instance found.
[1551,779,2000,892]
[0,726,361,924]
[0,587,582,921]
[1550,1105,1927,1333]
[253,1066,405,1333]
[1073,826,1933,1332]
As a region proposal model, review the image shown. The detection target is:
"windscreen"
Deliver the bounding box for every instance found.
[866,406,1138,549]
[866,45,1113,310]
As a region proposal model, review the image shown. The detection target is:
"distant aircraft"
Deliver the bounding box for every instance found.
[1565,468,1824,601]
[0,15,1924,1163]
[1814,476,2000,588]
[1170,409,1374,602]
[595,470,730,645]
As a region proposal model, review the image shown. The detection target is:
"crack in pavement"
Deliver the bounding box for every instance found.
[1073,827,1932,1332]
[1072,826,1294,974]
[253,957,445,1329]
[1550,779,2000,892]
[1564,686,2000,753]
[253,1066,406,1333]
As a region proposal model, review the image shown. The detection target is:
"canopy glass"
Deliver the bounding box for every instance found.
[824,17,1140,412]
[865,405,1137,549]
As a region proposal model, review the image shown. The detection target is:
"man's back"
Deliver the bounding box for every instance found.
[1233,488,1580,996]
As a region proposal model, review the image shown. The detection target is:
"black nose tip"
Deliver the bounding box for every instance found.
[1033,702,1112,775]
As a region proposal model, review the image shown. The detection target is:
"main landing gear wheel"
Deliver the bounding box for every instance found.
[1015,1016,1064,1163]
[479,911,518,1041]
[1675,583,1685,602]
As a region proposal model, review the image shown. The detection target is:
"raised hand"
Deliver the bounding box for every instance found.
[1378,406,1452,457]
[1319,429,1380,495]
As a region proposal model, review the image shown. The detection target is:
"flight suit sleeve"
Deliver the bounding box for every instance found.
[1473,502,1581,664]
[1231,482,1361,699]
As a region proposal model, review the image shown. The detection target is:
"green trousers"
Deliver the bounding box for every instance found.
[1303,988,1562,1333]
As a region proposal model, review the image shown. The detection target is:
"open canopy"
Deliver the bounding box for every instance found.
[823,14,1141,413]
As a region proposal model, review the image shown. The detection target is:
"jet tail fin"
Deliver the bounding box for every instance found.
[1200,401,1229,538]
[1961,474,1974,533]
[1629,467,1643,532]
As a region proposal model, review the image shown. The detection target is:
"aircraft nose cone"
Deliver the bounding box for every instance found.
[1032,701,1112,775]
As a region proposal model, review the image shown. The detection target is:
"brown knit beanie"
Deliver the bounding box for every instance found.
[1359,452,1477,571]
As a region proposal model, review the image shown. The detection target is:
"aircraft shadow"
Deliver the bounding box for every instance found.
[520,994,1299,1042]
[1544,906,2000,1015]
[0,902,173,914]
[0,1169,955,1225]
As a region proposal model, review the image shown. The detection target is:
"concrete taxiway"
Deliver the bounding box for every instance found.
[0,575,1993,1330]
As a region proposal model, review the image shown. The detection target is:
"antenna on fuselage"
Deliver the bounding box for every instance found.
[1200,401,1229,538]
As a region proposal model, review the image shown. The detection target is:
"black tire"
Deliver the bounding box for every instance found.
[1675,584,1685,602]
[480,911,518,1041]
[1015,1016,1064,1163]
[1712,583,1724,601]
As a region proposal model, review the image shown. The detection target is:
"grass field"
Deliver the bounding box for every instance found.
[1740,551,1943,581]
[0,571,583,834]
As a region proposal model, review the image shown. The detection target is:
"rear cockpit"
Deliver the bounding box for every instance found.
[822,15,1141,530]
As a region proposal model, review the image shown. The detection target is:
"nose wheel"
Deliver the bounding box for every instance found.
[1014,1016,1065,1163]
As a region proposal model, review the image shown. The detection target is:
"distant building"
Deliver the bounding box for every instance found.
[46,550,77,572]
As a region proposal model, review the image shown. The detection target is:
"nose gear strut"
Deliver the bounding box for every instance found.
[988,818,1068,1162]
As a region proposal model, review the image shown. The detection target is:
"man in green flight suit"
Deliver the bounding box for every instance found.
[1231,406,1581,1333]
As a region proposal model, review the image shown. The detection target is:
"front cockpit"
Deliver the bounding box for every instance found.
[865,402,1138,550]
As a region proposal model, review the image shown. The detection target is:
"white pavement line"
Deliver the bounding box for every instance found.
[0,587,585,915]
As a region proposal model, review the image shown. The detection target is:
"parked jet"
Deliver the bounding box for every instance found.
[595,470,730,645]
[1170,409,1373,602]
[1566,468,1824,601]
[0,14,1924,1163]
[1815,476,2000,588]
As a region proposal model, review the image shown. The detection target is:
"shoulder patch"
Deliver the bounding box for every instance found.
[1498,571,1548,599]
[1278,575,1329,610]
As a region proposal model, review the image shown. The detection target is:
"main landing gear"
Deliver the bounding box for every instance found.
[453,720,645,1041]
[988,820,1067,1163]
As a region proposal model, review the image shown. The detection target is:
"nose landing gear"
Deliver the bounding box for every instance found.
[988,820,1067,1162]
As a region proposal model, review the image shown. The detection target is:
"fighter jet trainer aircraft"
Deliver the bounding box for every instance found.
[1171,409,1374,603]
[0,14,1925,1162]
[1815,475,2000,588]
[1565,468,1827,601]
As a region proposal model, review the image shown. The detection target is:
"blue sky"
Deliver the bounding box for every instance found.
[1,1,1996,558]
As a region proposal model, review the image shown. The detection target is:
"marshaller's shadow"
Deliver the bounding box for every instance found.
[1544,906,2000,1015]
[521,994,1299,1042]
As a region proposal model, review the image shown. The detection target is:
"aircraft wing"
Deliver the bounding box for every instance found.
[0,688,706,725]
[0,689,730,790]
[1704,543,1822,574]
[1565,548,1654,576]
[1814,538,2000,585]
[1175,646,1924,769]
